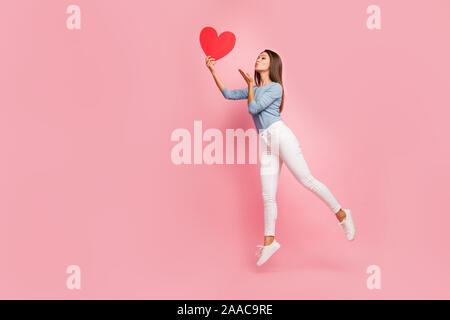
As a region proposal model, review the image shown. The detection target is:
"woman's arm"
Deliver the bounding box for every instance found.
[205,57,253,100]
[211,69,226,92]
[211,69,252,100]
[248,84,255,106]
[238,69,258,106]
[248,83,283,115]
[206,55,226,91]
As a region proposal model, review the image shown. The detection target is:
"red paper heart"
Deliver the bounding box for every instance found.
[199,26,236,61]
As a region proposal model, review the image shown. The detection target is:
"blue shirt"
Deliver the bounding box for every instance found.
[221,82,283,132]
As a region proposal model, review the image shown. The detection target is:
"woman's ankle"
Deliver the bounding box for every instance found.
[264,236,275,246]
[336,209,346,222]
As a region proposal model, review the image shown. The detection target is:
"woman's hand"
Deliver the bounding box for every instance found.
[205,56,216,73]
[238,69,253,86]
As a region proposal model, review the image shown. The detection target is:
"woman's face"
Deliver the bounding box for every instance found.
[255,52,270,72]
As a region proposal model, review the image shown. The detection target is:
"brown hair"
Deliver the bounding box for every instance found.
[254,49,285,113]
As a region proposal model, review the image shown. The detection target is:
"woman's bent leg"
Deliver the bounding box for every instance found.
[277,126,341,214]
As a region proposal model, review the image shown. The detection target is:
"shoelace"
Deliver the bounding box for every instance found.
[255,245,264,257]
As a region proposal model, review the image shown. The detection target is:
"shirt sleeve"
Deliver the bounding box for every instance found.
[221,86,256,100]
[248,83,283,115]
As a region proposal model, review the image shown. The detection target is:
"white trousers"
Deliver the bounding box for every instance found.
[259,120,342,236]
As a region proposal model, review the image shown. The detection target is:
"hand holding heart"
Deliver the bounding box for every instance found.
[200,27,253,87]
[205,55,216,72]
[238,69,253,86]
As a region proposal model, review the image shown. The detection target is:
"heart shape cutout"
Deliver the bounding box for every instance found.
[199,26,236,60]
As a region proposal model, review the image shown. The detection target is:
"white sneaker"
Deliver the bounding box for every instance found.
[255,239,281,266]
[338,209,356,241]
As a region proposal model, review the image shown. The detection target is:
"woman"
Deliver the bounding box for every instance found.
[205,49,356,266]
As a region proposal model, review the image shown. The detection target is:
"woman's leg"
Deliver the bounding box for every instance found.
[259,134,283,242]
[276,125,342,214]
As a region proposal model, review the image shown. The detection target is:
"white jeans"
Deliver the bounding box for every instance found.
[259,120,342,236]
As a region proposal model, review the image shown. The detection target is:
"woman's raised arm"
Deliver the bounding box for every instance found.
[206,56,225,91]
[206,56,254,100]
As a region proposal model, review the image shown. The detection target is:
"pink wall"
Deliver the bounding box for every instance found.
[1,0,449,299]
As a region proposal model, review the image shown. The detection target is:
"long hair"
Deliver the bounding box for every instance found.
[254,49,285,113]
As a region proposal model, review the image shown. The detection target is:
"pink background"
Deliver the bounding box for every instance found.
[1,0,450,299]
